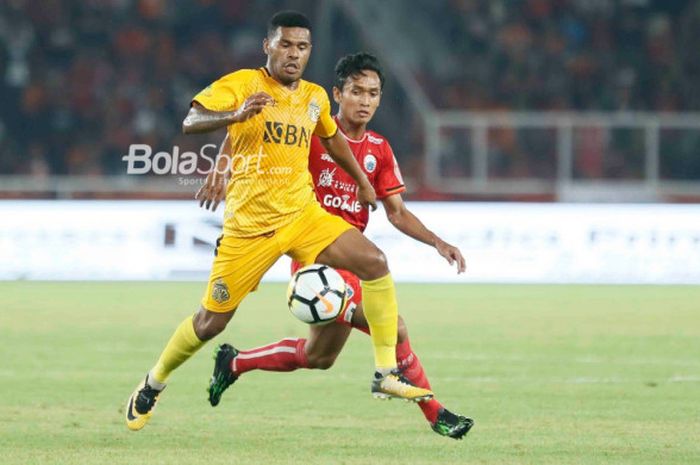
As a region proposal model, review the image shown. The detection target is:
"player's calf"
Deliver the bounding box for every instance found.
[303,322,350,370]
[305,352,338,370]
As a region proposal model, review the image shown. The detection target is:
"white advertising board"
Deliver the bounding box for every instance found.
[1,201,699,284]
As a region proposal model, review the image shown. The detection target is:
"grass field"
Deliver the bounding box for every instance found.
[0,282,699,465]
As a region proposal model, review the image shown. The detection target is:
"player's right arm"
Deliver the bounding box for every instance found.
[182,71,274,134]
[182,94,274,134]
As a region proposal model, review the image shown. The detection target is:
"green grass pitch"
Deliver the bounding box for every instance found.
[0,282,699,465]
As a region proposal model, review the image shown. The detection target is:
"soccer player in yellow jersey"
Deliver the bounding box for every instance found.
[125,11,432,431]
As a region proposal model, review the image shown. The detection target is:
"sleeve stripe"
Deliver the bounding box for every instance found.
[319,126,338,139]
[385,185,405,193]
[191,98,223,111]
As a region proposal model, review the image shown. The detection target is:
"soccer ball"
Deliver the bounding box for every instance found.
[287,264,347,325]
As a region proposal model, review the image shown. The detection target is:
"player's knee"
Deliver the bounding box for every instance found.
[193,307,233,341]
[357,248,389,280]
[397,316,408,343]
[194,318,225,341]
[306,353,338,370]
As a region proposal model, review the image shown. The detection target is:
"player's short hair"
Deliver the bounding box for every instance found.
[267,11,312,37]
[334,52,385,91]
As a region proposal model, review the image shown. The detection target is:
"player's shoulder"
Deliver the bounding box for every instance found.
[217,68,262,85]
[366,129,393,152]
[301,79,330,99]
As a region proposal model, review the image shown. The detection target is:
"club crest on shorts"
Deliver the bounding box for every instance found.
[308,101,320,122]
[363,154,377,173]
[212,278,230,304]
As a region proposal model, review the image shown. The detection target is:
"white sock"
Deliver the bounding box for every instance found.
[147,371,167,390]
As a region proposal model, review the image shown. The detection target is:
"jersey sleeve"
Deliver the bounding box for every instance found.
[313,89,338,138]
[192,71,249,112]
[375,141,406,199]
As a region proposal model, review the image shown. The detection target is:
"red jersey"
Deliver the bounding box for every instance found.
[308,120,406,231]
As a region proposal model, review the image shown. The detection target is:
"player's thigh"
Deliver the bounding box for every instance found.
[305,322,352,368]
[284,202,354,266]
[314,227,388,280]
[201,234,281,313]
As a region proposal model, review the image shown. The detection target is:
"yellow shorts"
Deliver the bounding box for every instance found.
[201,201,354,313]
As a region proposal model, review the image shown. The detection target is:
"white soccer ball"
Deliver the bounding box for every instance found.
[287,264,347,325]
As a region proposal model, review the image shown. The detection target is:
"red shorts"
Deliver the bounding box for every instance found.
[290,260,361,326]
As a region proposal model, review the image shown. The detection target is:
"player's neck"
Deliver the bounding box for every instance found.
[264,65,300,90]
[336,114,367,141]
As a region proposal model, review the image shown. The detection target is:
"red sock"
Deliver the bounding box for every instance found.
[396,338,443,424]
[232,338,309,376]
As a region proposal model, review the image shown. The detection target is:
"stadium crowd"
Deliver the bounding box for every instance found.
[428,0,697,112]
[0,0,698,183]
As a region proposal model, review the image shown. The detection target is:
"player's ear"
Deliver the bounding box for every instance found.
[332,86,341,105]
[263,38,269,56]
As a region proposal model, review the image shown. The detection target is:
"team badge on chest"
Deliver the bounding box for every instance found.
[308,101,320,122]
[363,154,377,173]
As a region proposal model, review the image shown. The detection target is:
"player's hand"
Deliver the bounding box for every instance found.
[435,238,466,274]
[232,92,275,123]
[357,180,377,211]
[195,168,229,211]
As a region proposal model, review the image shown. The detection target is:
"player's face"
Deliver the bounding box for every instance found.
[263,27,312,85]
[333,70,382,126]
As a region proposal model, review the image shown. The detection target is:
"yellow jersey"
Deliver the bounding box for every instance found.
[192,67,338,237]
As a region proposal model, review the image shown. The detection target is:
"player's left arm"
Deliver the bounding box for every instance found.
[195,133,231,211]
[381,194,466,273]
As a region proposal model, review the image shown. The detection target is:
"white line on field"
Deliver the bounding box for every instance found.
[668,375,700,382]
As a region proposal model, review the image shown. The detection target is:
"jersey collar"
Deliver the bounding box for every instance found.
[334,115,367,143]
[260,66,302,93]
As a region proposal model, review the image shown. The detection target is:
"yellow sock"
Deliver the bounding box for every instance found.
[361,273,398,370]
[150,315,206,384]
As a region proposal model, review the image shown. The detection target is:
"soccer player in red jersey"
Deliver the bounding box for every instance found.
[210,53,473,439]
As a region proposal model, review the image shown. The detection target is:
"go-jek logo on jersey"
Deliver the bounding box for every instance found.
[263,121,311,148]
[323,194,362,213]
